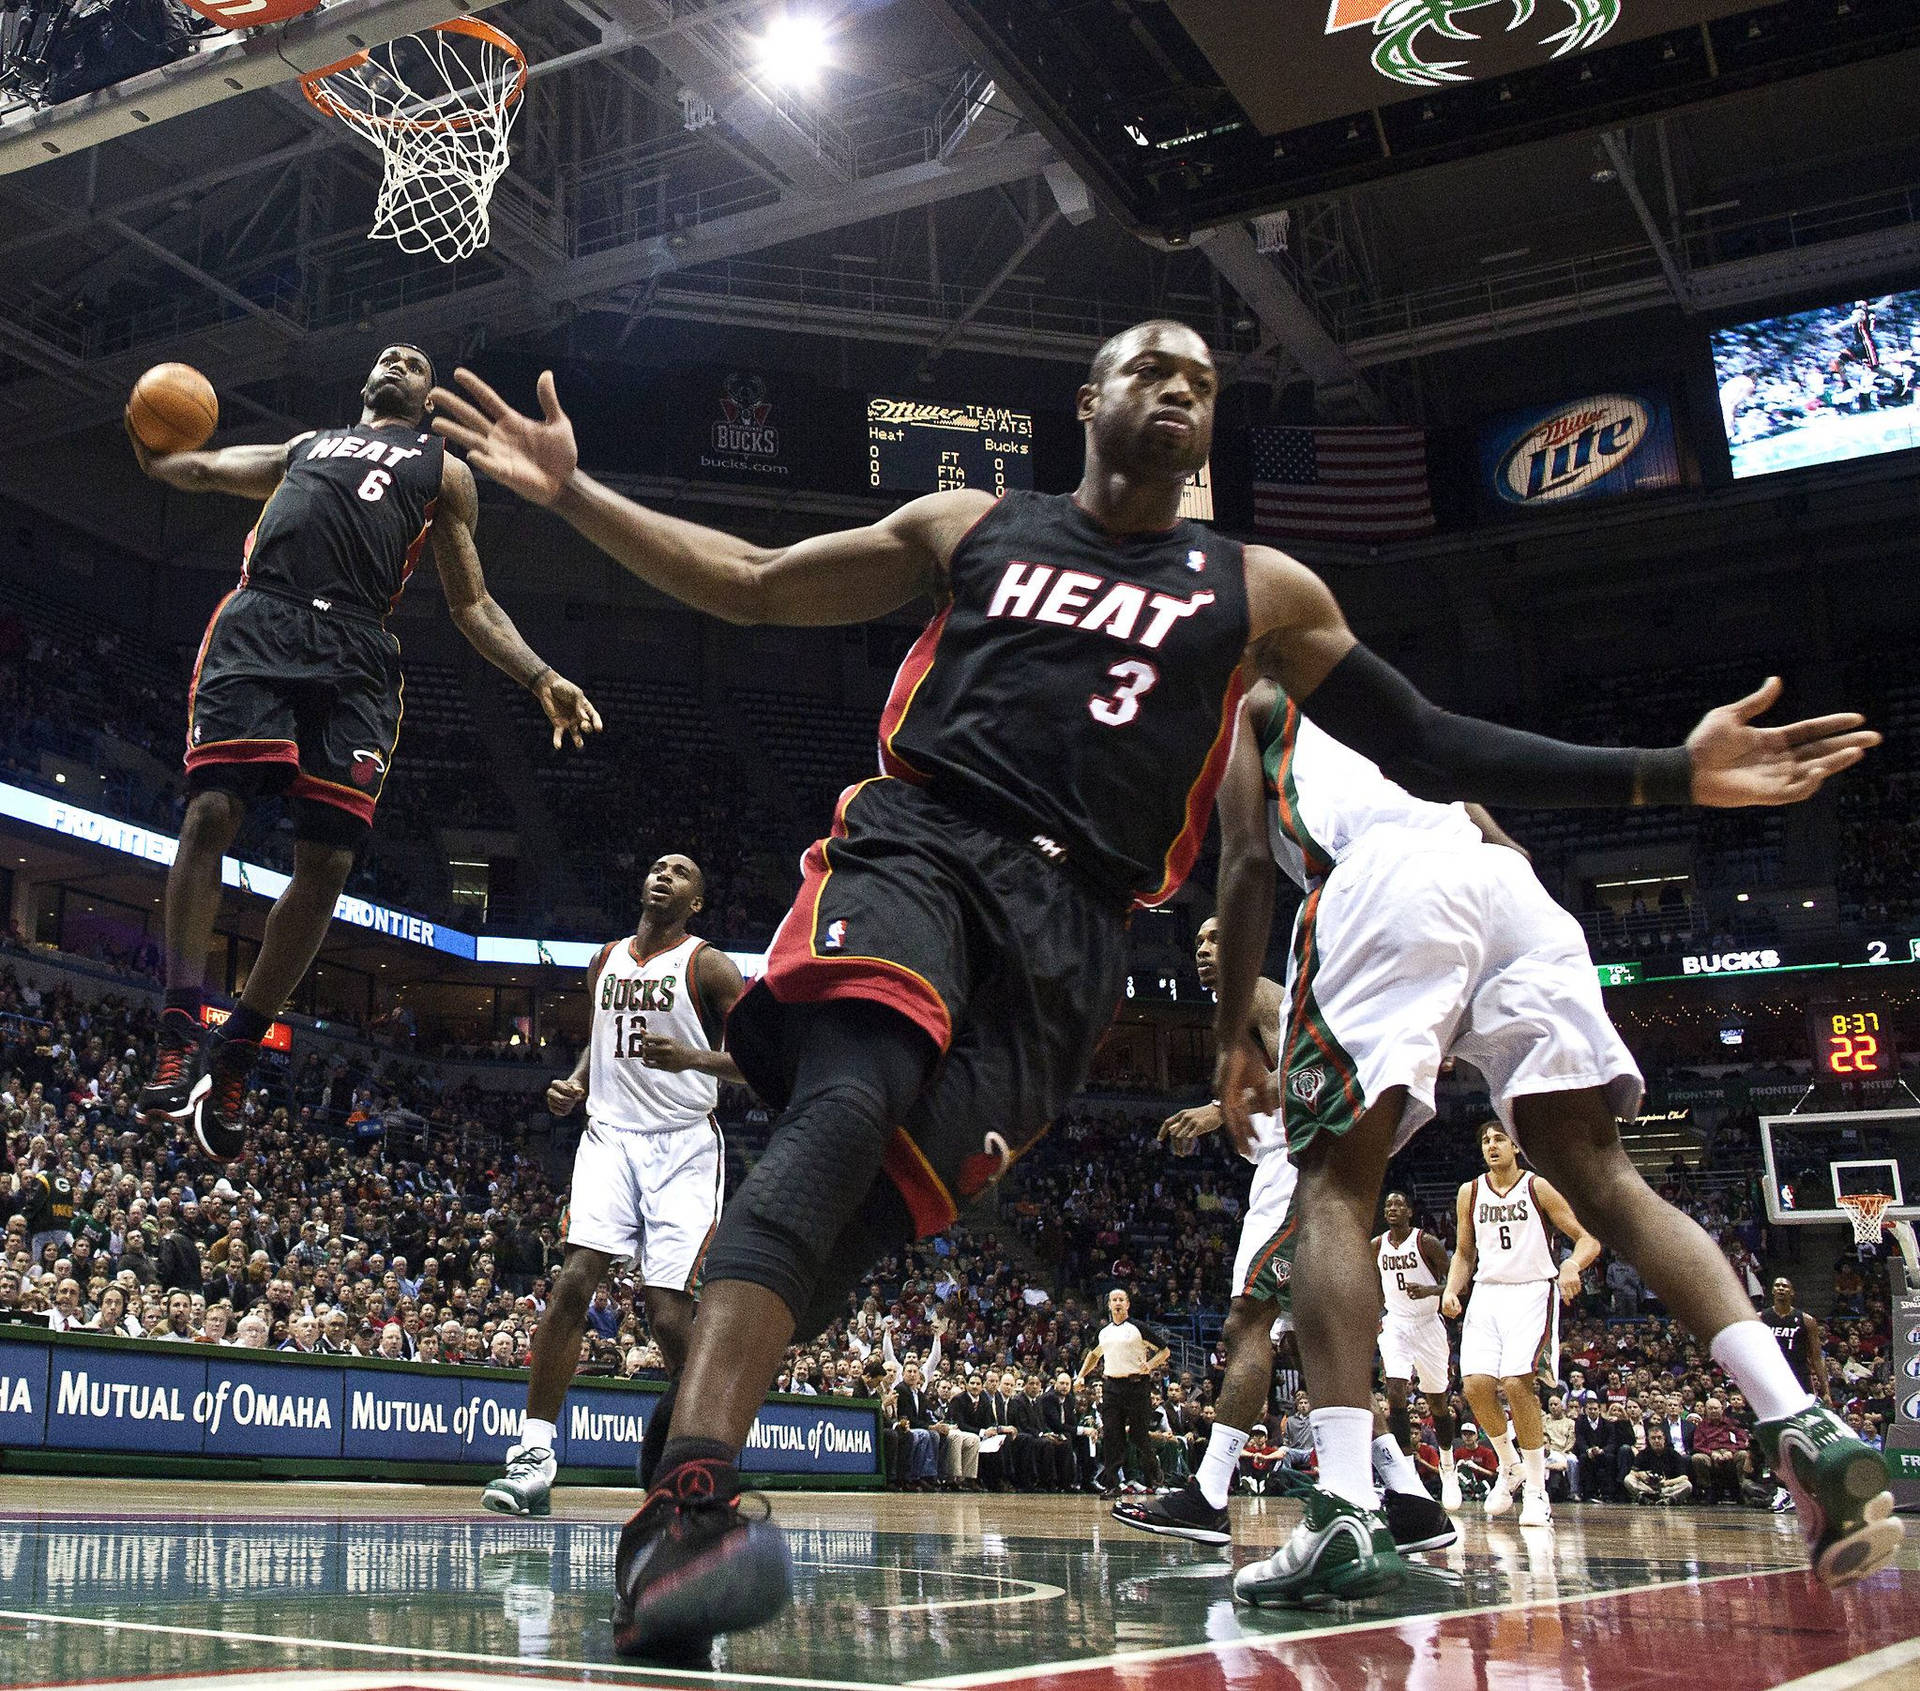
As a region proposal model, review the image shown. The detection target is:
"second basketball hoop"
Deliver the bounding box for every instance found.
[302,17,527,264]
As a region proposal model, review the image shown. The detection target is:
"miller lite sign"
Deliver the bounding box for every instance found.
[1480,389,1681,510]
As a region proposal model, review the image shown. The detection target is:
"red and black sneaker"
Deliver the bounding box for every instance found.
[139,1009,203,1123]
[189,1034,258,1159]
[610,1458,792,1657]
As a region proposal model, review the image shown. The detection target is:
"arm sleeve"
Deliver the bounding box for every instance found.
[1297,644,1693,809]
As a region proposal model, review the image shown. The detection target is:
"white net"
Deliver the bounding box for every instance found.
[303,19,526,264]
[1838,1192,1893,1248]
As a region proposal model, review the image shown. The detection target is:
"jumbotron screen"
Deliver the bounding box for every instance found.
[1712,289,1920,479]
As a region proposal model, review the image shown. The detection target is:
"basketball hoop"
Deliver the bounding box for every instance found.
[301,18,527,264]
[1837,1192,1894,1248]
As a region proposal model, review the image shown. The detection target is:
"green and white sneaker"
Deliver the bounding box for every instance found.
[1756,1403,1904,1588]
[483,1443,556,1517]
[1232,1486,1405,1608]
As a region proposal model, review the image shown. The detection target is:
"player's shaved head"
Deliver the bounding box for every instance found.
[1087,319,1211,388]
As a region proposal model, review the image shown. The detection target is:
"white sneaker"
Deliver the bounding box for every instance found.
[483,1443,556,1516]
[1439,1467,1463,1512]
[1485,1464,1521,1517]
[1518,1487,1552,1528]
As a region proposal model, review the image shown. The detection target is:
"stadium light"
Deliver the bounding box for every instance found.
[755,12,830,87]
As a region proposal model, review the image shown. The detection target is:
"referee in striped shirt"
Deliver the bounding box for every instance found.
[1079,1288,1170,1496]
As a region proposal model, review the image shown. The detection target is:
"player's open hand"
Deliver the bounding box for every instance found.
[1686,677,1879,807]
[546,1077,585,1116]
[532,669,602,750]
[431,369,578,507]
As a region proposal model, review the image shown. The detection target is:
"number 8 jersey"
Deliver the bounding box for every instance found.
[877,490,1251,909]
[587,934,721,1133]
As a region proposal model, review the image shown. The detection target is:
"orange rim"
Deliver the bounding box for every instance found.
[301,16,527,134]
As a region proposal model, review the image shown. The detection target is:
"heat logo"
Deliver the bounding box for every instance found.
[350,748,386,787]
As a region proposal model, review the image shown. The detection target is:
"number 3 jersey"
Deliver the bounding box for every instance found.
[587,934,721,1133]
[243,423,445,619]
[877,490,1251,909]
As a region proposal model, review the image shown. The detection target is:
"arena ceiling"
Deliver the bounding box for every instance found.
[0,0,1916,467]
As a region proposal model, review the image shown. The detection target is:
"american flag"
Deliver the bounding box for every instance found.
[1251,425,1433,543]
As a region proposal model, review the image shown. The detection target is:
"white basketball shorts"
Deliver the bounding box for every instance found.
[1278,825,1643,1155]
[564,1116,724,1289]
[1460,1279,1554,1379]
[1379,1315,1452,1393]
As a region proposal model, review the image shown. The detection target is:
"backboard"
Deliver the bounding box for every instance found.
[1759,1108,1920,1227]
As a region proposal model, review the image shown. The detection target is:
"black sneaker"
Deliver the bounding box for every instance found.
[1112,1479,1230,1545]
[611,1458,792,1657]
[1383,1487,1459,1553]
[139,1009,203,1122]
[190,1034,258,1159]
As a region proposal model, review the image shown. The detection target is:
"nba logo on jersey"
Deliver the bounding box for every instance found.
[1288,1065,1326,1106]
[823,919,848,951]
[1185,549,1206,571]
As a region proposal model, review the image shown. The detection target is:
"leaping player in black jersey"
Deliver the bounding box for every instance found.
[433,322,1875,1655]
[128,345,600,1157]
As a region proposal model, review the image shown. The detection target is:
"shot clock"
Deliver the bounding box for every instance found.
[1808,998,1898,1080]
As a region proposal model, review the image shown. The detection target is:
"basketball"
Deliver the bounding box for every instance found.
[127,362,218,453]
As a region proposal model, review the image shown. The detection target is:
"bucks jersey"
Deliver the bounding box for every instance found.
[1379,1230,1440,1319]
[587,934,719,1133]
[1473,1172,1556,1284]
[243,423,444,619]
[1262,692,1479,891]
[878,490,1250,908]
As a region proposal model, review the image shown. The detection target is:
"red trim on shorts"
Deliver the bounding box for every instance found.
[883,1127,958,1238]
[758,778,954,1051]
[876,606,950,783]
[288,770,377,823]
[184,738,299,770]
[1240,1211,1297,1299]
[1137,668,1245,908]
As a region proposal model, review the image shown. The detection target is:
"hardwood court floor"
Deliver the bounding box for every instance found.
[0,1478,1913,1690]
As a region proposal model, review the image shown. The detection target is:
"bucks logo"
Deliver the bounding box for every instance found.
[1288,1065,1328,1107]
[1329,0,1621,89]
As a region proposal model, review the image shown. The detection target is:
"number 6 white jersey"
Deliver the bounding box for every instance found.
[588,934,720,1133]
[1472,1171,1556,1284]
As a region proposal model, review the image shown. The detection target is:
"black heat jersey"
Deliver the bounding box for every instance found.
[1767,1305,1816,1387]
[878,490,1250,907]
[242,423,444,620]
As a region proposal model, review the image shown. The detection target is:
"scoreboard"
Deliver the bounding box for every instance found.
[1808,998,1898,1080]
[867,396,1034,495]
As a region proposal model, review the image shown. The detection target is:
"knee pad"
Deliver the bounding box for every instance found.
[292,797,372,854]
[703,1082,896,1320]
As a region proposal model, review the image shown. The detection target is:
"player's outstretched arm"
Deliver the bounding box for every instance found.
[431,368,986,626]
[126,419,290,500]
[428,455,602,750]
[1441,1184,1476,1319]
[1211,686,1280,1152]
[1533,1177,1600,1304]
[1243,546,1877,809]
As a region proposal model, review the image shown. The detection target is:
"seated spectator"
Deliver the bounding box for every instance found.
[1624,1422,1692,1505]
[1688,1395,1748,1503]
[1541,1393,1579,1501]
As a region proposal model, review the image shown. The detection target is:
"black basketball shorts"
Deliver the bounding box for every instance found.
[724,775,1131,1237]
[184,585,402,833]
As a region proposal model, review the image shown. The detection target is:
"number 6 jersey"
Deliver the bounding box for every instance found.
[587,934,721,1133]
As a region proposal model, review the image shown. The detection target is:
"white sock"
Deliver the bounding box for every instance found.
[1710,1320,1816,1424]
[1310,1407,1376,1510]
[1372,1433,1426,1497]
[1488,1427,1518,1474]
[1521,1445,1545,1495]
[1439,1448,1457,1474]
[520,1417,557,1452]
[1196,1423,1249,1511]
